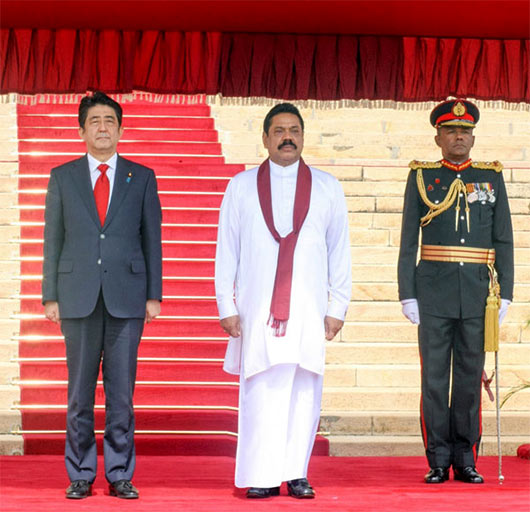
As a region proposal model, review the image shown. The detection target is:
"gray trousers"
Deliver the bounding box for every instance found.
[61,293,144,483]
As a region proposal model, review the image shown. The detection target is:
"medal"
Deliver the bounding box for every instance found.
[466,182,495,204]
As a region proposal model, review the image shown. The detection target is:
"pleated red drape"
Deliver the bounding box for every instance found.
[1,29,528,102]
[0,29,222,94]
[402,37,530,102]
[219,34,403,101]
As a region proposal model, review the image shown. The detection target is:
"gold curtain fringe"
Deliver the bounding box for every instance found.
[0,93,18,104]
[0,92,207,106]
[206,94,530,112]
[2,92,529,111]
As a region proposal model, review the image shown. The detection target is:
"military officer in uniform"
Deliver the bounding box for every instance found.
[397,99,514,484]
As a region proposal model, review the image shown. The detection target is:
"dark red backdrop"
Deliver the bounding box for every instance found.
[1,1,529,102]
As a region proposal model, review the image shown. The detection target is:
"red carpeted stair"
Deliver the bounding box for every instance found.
[15,96,329,456]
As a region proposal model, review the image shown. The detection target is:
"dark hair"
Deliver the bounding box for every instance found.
[263,103,304,135]
[78,91,123,128]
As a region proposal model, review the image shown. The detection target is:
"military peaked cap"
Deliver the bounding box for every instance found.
[430,99,480,128]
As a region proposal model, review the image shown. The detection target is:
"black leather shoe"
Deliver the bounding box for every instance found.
[66,480,92,499]
[246,487,280,498]
[424,467,449,484]
[109,480,139,499]
[454,466,484,484]
[287,478,315,499]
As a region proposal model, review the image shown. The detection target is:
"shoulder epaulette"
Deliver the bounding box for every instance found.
[409,160,442,171]
[471,161,503,173]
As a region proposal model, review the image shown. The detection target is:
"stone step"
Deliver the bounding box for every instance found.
[347,209,530,231]
[0,433,23,455]
[327,434,529,457]
[343,302,530,323]
[3,408,525,438]
[346,224,530,246]
[0,385,20,407]
[324,364,530,388]
[0,341,18,363]
[349,282,530,302]
[338,322,530,344]
[0,362,19,385]
[320,411,530,437]
[7,361,528,389]
[220,141,530,162]
[0,409,21,433]
[321,387,530,412]
[218,124,530,145]
[1,431,524,457]
[326,342,530,365]
[349,199,530,220]
[212,103,529,131]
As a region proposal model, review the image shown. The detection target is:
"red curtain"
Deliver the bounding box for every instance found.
[0,29,222,94]
[402,37,529,102]
[1,29,528,102]
[219,34,403,100]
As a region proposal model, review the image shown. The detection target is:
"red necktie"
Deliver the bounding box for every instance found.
[94,163,109,226]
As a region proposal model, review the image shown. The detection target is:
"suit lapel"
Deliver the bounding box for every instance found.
[103,155,132,229]
[70,155,101,228]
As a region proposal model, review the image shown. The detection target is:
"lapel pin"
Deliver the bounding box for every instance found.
[126,172,132,183]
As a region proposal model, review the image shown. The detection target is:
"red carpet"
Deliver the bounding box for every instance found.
[1,456,528,512]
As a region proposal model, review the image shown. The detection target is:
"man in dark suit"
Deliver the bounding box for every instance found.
[42,92,162,499]
[398,99,514,484]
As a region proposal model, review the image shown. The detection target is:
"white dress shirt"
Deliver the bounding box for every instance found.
[215,159,352,378]
[87,152,118,213]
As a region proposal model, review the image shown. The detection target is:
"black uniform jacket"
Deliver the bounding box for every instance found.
[398,160,514,319]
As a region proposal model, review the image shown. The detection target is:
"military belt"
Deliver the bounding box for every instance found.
[421,245,495,264]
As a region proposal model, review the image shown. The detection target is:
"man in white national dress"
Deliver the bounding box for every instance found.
[215,103,351,499]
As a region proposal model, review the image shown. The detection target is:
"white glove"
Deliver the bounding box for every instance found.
[498,298,511,326]
[401,298,420,325]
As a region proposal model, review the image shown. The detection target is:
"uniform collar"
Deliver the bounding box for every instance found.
[441,158,472,172]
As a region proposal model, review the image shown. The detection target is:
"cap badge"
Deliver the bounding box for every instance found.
[452,101,466,117]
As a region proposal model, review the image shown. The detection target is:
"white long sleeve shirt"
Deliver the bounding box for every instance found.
[215,160,351,378]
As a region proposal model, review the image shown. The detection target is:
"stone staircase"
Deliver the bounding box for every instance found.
[0,97,528,456]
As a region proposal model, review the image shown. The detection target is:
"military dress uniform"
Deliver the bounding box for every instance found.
[397,100,514,479]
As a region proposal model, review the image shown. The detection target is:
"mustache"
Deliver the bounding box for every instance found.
[278,140,297,150]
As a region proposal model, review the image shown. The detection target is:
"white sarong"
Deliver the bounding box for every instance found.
[235,363,323,488]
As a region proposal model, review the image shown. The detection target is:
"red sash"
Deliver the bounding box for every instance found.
[257,158,312,336]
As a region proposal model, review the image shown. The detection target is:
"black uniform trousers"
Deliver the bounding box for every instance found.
[61,293,144,483]
[418,312,485,469]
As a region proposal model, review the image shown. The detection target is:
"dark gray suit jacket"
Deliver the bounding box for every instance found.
[42,154,162,319]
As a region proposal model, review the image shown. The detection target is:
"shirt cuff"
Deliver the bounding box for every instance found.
[217,298,239,320]
[326,300,348,321]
